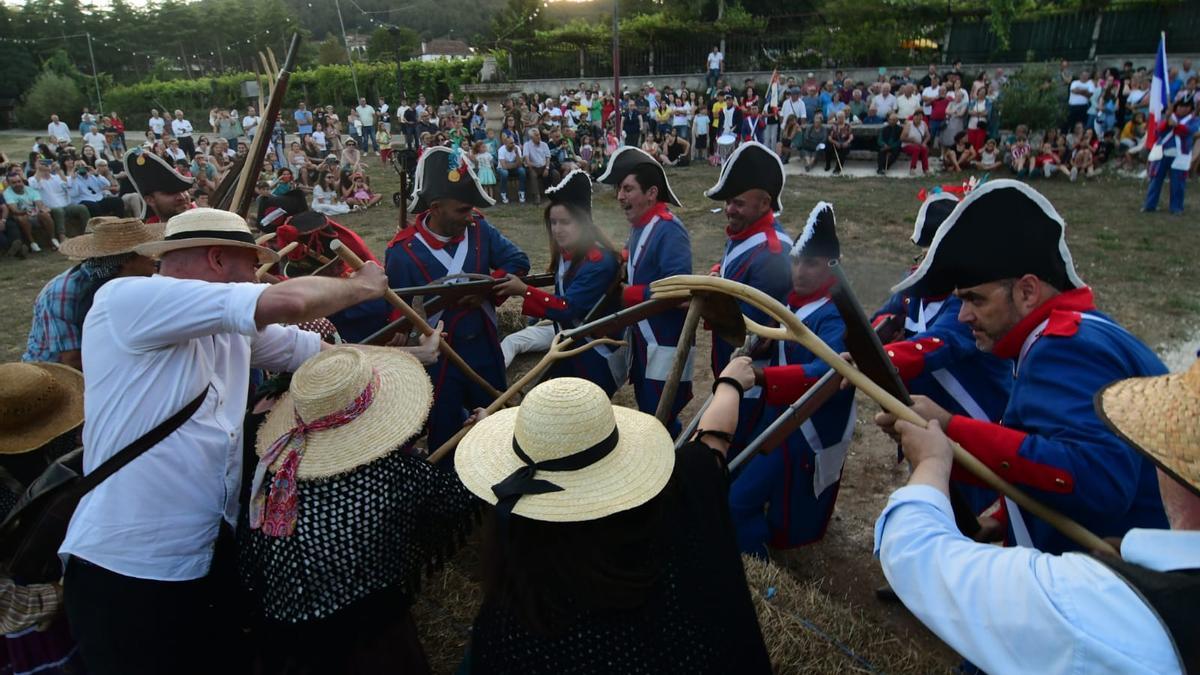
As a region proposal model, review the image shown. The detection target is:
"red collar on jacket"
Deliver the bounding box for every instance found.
[414,212,465,248]
[993,286,1096,359]
[562,245,604,263]
[633,201,673,229]
[788,277,837,309]
[726,210,782,253]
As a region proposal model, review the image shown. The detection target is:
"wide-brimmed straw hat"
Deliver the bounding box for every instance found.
[1096,359,1200,497]
[135,208,279,264]
[455,377,675,523]
[0,362,84,455]
[58,217,164,261]
[255,346,432,479]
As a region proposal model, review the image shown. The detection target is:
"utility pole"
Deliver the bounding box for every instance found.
[86,32,104,112]
[612,0,620,98]
[334,0,361,100]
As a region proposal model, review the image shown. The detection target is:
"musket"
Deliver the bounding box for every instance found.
[390,273,557,301]
[559,296,679,343]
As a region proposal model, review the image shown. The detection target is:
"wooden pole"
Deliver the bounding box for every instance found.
[654,299,703,425]
[255,241,297,280]
[329,240,504,400]
[651,275,1118,555]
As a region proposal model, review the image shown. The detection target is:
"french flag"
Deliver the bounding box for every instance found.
[1147,32,1169,159]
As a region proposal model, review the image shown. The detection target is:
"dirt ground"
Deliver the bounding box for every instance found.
[4,130,1199,672]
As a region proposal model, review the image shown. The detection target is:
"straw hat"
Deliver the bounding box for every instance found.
[455,377,675,522]
[58,217,165,261]
[255,346,432,479]
[1096,359,1200,497]
[0,362,84,455]
[135,208,279,264]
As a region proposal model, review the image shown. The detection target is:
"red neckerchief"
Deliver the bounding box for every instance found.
[923,292,951,302]
[726,211,782,253]
[788,277,837,309]
[992,287,1095,359]
[633,201,672,229]
[415,212,465,248]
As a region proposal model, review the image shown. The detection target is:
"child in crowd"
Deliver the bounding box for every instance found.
[484,129,500,158]
[974,138,1003,172]
[577,135,595,173]
[1005,130,1032,177]
[472,140,498,201]
[271,167,297,195]
[942,131,977,172]
[1069,135,1096,182]
[693,108,710,160]
[1033,141,1063,178]
[343,171,381,208]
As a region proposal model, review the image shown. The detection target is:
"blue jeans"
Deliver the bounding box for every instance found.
[706,68,721,91]
[496,165,526,198]
[1144,163,1187,214]
[360,125,379,152]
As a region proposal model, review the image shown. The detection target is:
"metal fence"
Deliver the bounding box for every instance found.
[509,37,809,81]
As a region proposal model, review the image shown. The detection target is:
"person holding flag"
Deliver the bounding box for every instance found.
[763,70,783,153]
[1144,50,1198,214]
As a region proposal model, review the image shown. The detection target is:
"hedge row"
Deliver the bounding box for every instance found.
[102,58,485,120]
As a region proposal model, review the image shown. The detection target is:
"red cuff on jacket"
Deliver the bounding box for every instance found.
[872,313,897,329]
[490,269,509,279]
[521,286,567,319]
[710,262,721,275]
[623,284,647,308]
[946,416,1074,494]
[884,337,945,381]
[762,365,819,406]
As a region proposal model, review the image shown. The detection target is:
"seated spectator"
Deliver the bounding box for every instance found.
[1069,134,1097,182]
[523,129,552,206]
[867,82,897,123]
[1033,141,1065,179]
[340,138,363,174]
[80,145,100,168]
[189,153,218,196]
[942,131,977,172]
[825,111,853,174]
[4,170,58,252]
[495,134,527,205]
[1004,125,1033,176]
[848,89,867,123]
[901,109,932,176]
[343,171,381,209]
[877,112,903,175]
[792,112,828,172]
[287,141,315,187]
[28,159,88,241]
[165,138,186,163]
[973,137,1003,171]
[779,115,801,163]
[309,169,349,216]
[270,167,297,196]
[68,163,123,218]
[659,129,691,167]
[1118,111,1148,170]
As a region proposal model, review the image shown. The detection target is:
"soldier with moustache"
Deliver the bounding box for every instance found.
[124,148,194,224]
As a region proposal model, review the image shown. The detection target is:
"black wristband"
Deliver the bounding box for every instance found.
[696,429,735,444]
[713,376,745,398]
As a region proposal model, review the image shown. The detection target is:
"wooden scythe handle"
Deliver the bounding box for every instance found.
[426,334,626,464]
[329,240,505,401]
[650,275,1117,556]
[256,241,297,281]
[655,298,703,425]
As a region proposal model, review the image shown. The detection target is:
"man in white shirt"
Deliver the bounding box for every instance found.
[522,129,551,206]
[29,159,89,242]
[875,358,1200,675]
[496,135,526,204]
[1067,70,1096,132]
[148,109,166,139]
[355,97,379,155]
[706,46,724,93]
[780,86,807,126]
[60,208,395,675]
[69,164,124,217]
[242,105,260,140]
[171,109,196,158]
[895,83,920,121]
[869,83,897,123]
[920,74,941,116]
[83,127,108,159]
[47,114,71,149]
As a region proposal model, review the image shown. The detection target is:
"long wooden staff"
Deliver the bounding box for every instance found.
[329,240,504,399]
[654,298,704,424]
[426,333,626,464]
[650,275,1117,555]
[255,241,297,281]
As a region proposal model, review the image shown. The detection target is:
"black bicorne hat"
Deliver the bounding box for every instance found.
[546,169,593,212]
[595,146,682,207]
[410,146,494,213]
[704,141,786,213]
[911,191,959,247]
[792,201,840,260]
[125,147,194,198]
[892,180,1086,297]
[256,189,309,233]
[289,209,330,234]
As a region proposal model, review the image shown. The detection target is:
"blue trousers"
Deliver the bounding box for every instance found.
[496,166,526,198]
[426,339,506,465]
[630,349,691,437]
[1144,164,1187,214]
[361,125,379,152]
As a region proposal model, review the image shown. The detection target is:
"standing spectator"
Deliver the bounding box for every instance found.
[778,114,801,163]
[242,105,260,141]
[29,159,88,241]
[671,96,690,139]
[877,112,903,175]
[80,107,96,136]
[901,109,931,176]
[965,87,991,150]
[523,128,552,205]
[693,106,710,160]
[377,96,391,133]
[705,45,724,93]
[921,74,942,117]
[496,134,526,204]
[1066,70,1096,132]
[3,171,56,252]
[47,114,71,150]
[148,109,166,140]
[108,112,127,154]
[928,86,949,145]
[780,87,807,127]
[941,80,967,148]
[171,110,195,158]
[293,101,314,141]
[355,97,379,156]
[622,99,643,148]
[896,84,921,121]
[402,100,418,149]
[917,63,939,89]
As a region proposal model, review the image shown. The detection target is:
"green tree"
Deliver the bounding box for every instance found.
[997,63,1065,131]
[317,35,346,66]
[17,70,86,128]
[367,26,420,61]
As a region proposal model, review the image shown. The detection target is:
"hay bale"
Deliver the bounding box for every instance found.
[742,555,946,674]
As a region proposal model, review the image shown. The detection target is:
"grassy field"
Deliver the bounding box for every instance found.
[4,129,1199,673]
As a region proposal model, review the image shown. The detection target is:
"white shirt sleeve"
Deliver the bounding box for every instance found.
[98,277,268,352]
[873,485,1180,675]
[250,324,322,372]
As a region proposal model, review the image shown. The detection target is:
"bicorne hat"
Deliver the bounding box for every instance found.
[704,141,786,213]
[910,191,958,248]
[124,147,193,198]
[256,189,309,233]
[546,169,593,212]
[791,201,840,260]
[596,146,682,207]
[410,146,494,213]
[892,180,1085,297]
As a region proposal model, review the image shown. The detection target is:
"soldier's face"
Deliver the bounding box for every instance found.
[723,191,771,234]
[955,280,1022,352]
[430,199,474,234]
[791,257,832,297]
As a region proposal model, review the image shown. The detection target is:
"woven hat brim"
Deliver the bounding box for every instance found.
[58,222,166,260]
[135,238,279,265]
[1097,368,1200,497]
[255,347,433,479]
[455,406,675,522]
[0,363,84,455]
